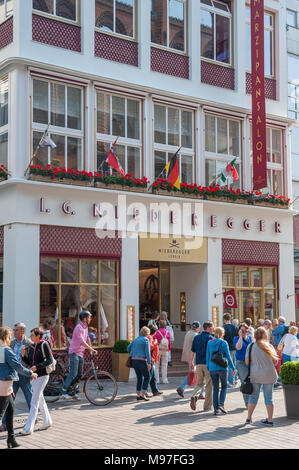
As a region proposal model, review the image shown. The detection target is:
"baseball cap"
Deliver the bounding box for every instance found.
[192,321,201,329]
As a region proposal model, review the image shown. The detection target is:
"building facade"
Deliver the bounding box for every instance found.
[0,0,295,358]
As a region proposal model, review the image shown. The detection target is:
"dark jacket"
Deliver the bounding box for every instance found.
[191,331,214,365]
[23,341,53,377]
[224,324,239,351]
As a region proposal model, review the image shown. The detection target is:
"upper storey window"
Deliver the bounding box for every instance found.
[33,0,78,23]
[200,0,232,65]
[95,0,135,39]
[0,79,8,168]
[245,6,274,77]
[151,0,186,53]
[0,0,13,23]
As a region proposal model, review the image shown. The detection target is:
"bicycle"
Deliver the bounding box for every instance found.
[44,352,118,406]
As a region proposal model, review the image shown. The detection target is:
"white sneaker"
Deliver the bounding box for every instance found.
[39,424,52,431]
[20,429,32,436]
[60,394,73,400]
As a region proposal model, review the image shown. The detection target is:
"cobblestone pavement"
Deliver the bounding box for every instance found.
[0,377,298,450]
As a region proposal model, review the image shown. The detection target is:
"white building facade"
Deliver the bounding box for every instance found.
[0,0,295,359]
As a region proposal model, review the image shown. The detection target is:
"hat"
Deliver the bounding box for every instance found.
[192,321,201,329]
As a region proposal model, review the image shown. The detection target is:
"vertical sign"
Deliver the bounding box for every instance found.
[127,306,135,342]
[251,0,267,190]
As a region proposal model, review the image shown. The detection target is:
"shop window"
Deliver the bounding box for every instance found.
[223,265,278,323]
[246,6,274,77]
[154,103,194,183]
[0,257,3,327]
[0,79,8,168]
[151,0,186,53]
[200,0,231,65]
[250,125,284,196]
[0,0,13,23]
[96,91,142,176]
[40,258,119,349]
[32,78,84,169]
[205,113,241,189]
[95,0,135,39]
[33,0,78,23]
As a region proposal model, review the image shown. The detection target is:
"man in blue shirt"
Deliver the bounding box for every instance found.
[0,322,33,432]
[233,323,252,408]
[272,316,287,346]
[189,321,214,412]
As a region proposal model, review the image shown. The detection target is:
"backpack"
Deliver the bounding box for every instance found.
[41,341,56,374]
[159,331,169,351]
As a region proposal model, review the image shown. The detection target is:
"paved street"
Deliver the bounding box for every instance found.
[0,377,298,450]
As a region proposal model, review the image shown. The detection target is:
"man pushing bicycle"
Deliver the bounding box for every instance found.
[60,311,97,401]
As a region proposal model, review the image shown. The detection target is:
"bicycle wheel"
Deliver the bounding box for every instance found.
[44,363,65,404]
[83,371,118,406]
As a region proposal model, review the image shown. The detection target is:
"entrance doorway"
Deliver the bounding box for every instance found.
[139,262,170,328]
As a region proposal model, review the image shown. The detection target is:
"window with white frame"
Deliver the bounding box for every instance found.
[245,6,274,77]
[288,55,299,120]
[287,9,297,28]
[96,91,142,177]
[151,0,186,53]
[95,0,135,38]
[32,78,84,169]
[33,0,78,22]
[200,0,232,65]
[205,114,241,189]
[250,125,284,196]
[0,0,13,23]
[154,103,194,184]
[0,79,8,168]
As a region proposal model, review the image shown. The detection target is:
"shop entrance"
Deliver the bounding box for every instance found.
[139,262,170,328]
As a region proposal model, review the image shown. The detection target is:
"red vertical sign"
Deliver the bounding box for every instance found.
[251,0,267,190]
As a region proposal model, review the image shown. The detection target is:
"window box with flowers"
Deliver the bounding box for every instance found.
[253,194,290,209]
[0,165,8,182]
[29,165,94,186]
[94,173,149,192]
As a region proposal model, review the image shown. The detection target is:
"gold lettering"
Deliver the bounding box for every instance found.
[256,62,260,71]
[257,101,261,111]
[255,35,260,46]
[256,116,262,124]
[255,75,261,85]
[254,0,261,5]
[256,88,261,98]
[256,141,263,151]
[255,23,259,33]
[254,10,260,20]
[257,154,262,164]
[257,129,261,138]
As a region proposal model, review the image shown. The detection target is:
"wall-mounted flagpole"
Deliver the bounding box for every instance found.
[148,145,182,192]
[24,122,51,177]
[97,136,119,172]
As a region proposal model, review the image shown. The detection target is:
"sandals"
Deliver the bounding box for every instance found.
[137,395,150,401]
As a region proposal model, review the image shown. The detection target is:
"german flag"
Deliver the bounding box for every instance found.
[164,150,180,190]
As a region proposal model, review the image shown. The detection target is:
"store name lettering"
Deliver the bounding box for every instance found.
[210,215,281,233]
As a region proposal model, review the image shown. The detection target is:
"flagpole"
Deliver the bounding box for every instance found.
[24,122,51,177]
[289,195,299,207]
[148,145,182,192]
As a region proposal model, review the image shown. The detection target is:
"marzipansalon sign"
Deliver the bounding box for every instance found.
[39,197,282,238]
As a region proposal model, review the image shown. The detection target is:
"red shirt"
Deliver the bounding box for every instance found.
[148,335,159,363]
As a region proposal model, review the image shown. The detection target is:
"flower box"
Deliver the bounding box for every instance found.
[254,200,289,209]
[29,165,94,186]
[95,182,127,191]
[204,194,248,204]
[29,174,93,187]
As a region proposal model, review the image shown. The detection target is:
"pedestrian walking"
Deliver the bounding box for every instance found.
[257,318,265,328]
[60,311,97,400]
[20,328,55,435]
[149,325,159,384]
[189,321,214,412]
[233,323,252,408]
[0,322,33,432]
[147,312,160,330]
[127,326,151,401]
[281,326,299,363]
[244,318,255,341]
[263,319,272,342]
[223,313,238,387]
[272,316,287,381]
[232,319,239,328]
[206,327,236,415]
[154,320,171,384]
[176,322,204,398]
[146,328,163,397]
[245,327,278,426]
[159,312,174,366]
[0,326,37,448]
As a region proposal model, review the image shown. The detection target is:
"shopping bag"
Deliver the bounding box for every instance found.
[187,371,197,386]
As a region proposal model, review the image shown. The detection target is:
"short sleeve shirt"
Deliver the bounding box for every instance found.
[233,335,252,361]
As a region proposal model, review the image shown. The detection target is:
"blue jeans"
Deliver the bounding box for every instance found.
[228,350,237,386]
[210,370,228,411]
[148,362,159,394]
[178,376,205,395]
[248,383,274,406]
[132,359,150,393]
[236,359,250,406]
[62,353,84,394]
[282,353,298,363]
[2,374,32,426]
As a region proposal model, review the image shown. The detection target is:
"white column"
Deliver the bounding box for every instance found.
[3,224,40,331]
[120,235,139,340]
[207,237,223,322]
[279,243,296,323]
[14,0,32,56]
[8,66,30,179]
[138,0,151,73]
[189,0,201,82]
[234,0,246,95]
[81,0,95,58]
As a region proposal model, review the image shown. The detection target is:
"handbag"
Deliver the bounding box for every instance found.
[41,341,56,374]
[240,343,253,395]
[211,341,228,368]
[125,356,133,368]
[187,371,197,386]
[277,336,285,353]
